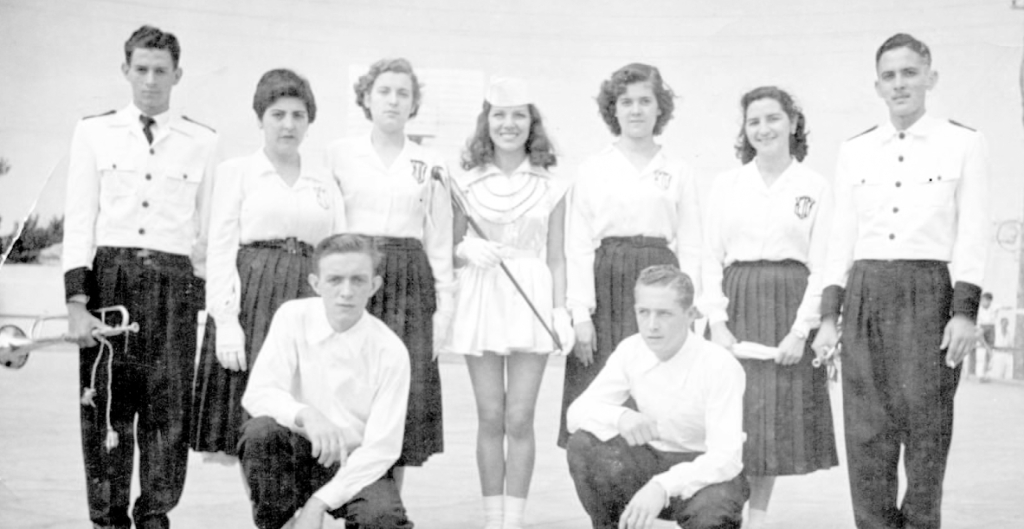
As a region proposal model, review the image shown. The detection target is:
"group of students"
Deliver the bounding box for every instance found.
[59,22,988,529]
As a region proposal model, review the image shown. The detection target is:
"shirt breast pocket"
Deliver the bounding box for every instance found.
[162,164,204,205]
[851,176,886,215]
[913,164,961,209]
[97,158,137,198]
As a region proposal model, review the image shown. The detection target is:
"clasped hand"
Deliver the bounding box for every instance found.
[296,407,347,467]
[617,409,660,446]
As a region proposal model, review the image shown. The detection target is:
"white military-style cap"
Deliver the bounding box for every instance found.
[485,76,531,107]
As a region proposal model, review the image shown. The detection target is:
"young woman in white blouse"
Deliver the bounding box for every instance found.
[559,63,702,447]
[192,69,346,458]
[326,58,454,485]
[701,86,837,528]
[444,78,572,529]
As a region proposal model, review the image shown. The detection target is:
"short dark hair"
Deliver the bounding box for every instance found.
[596,63,675,136]
[876,33,931,66]
[734,86,809,164]
[312,234,383,274]
[461,101,558,171]
[124,25,181,67]
[252,69,317,123]
[354,58,423,120]
[635,265,694,309]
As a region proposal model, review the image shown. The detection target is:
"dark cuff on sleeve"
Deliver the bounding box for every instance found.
[63,267,96,302]
[821,285,845,321]
[951,281,982,321]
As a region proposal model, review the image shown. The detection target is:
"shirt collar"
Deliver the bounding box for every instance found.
[878,113,939,144]
[127,103,171,129]
[464,159,546,186]
[306,303,371,350]
[251,148,331,188]
[635,331,700,373]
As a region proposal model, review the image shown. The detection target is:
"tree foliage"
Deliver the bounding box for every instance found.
[0,215,64,264]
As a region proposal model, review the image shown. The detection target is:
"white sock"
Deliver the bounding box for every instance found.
[503,495,526,529]
[483,495,503,529]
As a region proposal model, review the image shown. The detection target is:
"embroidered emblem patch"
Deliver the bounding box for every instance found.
[314,186,330,209]
[653,170,672,190]
[410,160,427,184]
[794,196,815,219]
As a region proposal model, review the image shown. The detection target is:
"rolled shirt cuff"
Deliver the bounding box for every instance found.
[820,285,845,322]
[64,266,96,303]
[569,307,592,324]
[951,281,982,321]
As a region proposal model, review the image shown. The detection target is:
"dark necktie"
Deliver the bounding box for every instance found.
[140,115,156,145]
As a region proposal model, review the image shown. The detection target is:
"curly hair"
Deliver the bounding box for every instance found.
[734,86,809,164]
[596,63,675,136]
[252,68,317,123]
[353,58,422,121]
[461,101,557,171]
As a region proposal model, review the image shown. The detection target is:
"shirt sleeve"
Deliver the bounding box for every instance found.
[566,342,632,440]
[241,305,306,430]
[820,143,858,319]
[423,161,455,312]
[792,178,833,334]
[565,172,597,323]
[190,134,220,279]
[949,131,990,317]
[61,121,100,299]
[651,355,745,500]
[674,164,703,298]
[699,177,729,324]
[313,339,411,509]
[204,161,245,350]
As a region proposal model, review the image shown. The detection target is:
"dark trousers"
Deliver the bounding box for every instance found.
[80,247,202,529]
[841,261,960,529]
[238,417,413,529]
[566,431,748,529]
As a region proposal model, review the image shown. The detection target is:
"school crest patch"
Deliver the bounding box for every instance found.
[794,195,815,219]
[653,170,672,190]
[314,185,330,209]
[410,159,427,184]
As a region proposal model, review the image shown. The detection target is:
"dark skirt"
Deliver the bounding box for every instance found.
[724,260,837,476]
[191,243,315,455]
[369,237,442,467]
[558,236,678,447]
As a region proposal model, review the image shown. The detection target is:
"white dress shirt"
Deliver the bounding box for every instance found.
[822,114,989,291]
[567,332,746,500]
[242,298,410,510]
[326,135,455,303]
[565,145,702,323]
[205,149,346,345]
[700,161,832,336]
[63,104,218,278]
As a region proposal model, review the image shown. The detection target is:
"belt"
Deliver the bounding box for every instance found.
[97,246,191,269]
[600,235,668,248]
[242,237,313,256]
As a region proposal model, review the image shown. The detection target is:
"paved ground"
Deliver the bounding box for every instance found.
[1,348,1023,529]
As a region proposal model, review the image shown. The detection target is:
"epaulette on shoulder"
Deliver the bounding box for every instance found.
[182,115,216,133]
[949,119,976,132]
[82,110,116,121]
[848,125,878,141]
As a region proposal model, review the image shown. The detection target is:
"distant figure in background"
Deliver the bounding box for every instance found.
[326,58,455,486]
[560,63,702,447]
[701,86,837,528]
[443,77,573,529]
[191,69,346,460]
[987,316,1015,381]
[813,33,990,528]
[973,291,995,379]
[238,234,413,529]
[566,265,748,529]
[61,25,218,528]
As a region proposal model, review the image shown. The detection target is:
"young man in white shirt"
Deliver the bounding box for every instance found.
[566,265,749,529]
[813,33,989,529]
[61,25,217,529]
[238,234,413,529]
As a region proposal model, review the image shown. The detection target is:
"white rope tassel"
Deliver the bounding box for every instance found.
[80,320,124,451]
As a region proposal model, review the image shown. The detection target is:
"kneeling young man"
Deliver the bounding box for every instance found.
[239,234,413,529]
[566,265,749,529]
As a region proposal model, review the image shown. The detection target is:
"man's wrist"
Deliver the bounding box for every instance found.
[304,495,329,513]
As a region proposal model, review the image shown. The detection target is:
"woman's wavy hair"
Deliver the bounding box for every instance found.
[353,58,422,120]
[596,63,675,136]
[252,68,317,122]
[461,101,557,171]
[734,86,809,164]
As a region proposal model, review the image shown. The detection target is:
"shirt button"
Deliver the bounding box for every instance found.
[889,234,895,240]
[182,174,188,180]
[138,228,146,235]
[149,148,155,155]
[142,201,149,208]
[893,207,899,213]
[898,155,904,162]
[895,181,901,187]
[899,132,906,140]
[145,173,152,181]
